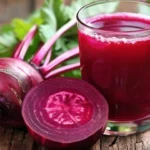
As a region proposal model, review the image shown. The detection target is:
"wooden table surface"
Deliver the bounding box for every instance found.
[0,127,150,150]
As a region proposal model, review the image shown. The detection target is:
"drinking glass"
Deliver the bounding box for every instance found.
[77,0,150,135]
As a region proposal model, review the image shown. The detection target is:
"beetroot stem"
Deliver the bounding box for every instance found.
[13,25,38,60]
[31,19,76,65]
[13,42,22,59]
[42,50,52,67]
[44,62,80,78]
[41,47,79,74]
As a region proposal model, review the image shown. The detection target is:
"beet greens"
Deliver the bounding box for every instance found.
[0,14,80,128]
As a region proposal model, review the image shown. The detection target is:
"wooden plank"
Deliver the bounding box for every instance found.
[0,0,32,23]
[0,127,150,150]
[100,131,150,150]
[35,0,44,9]
[0,128,34,150]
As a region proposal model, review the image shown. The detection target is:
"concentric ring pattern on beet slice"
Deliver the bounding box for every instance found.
[22,77,108,150]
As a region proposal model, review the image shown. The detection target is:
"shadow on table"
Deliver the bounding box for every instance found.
[33,143,93,150]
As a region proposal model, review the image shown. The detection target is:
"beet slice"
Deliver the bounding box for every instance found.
[22,77,108,150]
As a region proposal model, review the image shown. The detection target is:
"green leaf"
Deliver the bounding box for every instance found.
[38,0,57,42]
[53,36,78,58]
[11,19,32,40]
[24,34,41,61]
[26,9,44,25]
[0,24,13,34]
[54,37,68,52]
[39,24,56,43]
[69,0,95,18]
[40,2,57,29]
[63,69,81,78]
[0,32,17,57]
[64,25,78,37]
[66,38,78,49]
[50,0,70,28]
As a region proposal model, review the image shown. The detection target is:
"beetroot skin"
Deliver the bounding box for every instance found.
[22,77,108,149]
[0,58,42,127]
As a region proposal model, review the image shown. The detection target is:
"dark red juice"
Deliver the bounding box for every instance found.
[78,13,150,121]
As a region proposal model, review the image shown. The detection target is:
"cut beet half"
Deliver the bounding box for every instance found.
[22,77,108,150]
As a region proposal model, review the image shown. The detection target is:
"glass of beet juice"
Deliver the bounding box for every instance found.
[77,0,150,136]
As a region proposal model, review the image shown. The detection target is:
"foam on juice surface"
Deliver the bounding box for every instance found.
[83,12,150,44]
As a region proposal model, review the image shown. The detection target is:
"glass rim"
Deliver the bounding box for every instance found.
[76,0,150,36]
